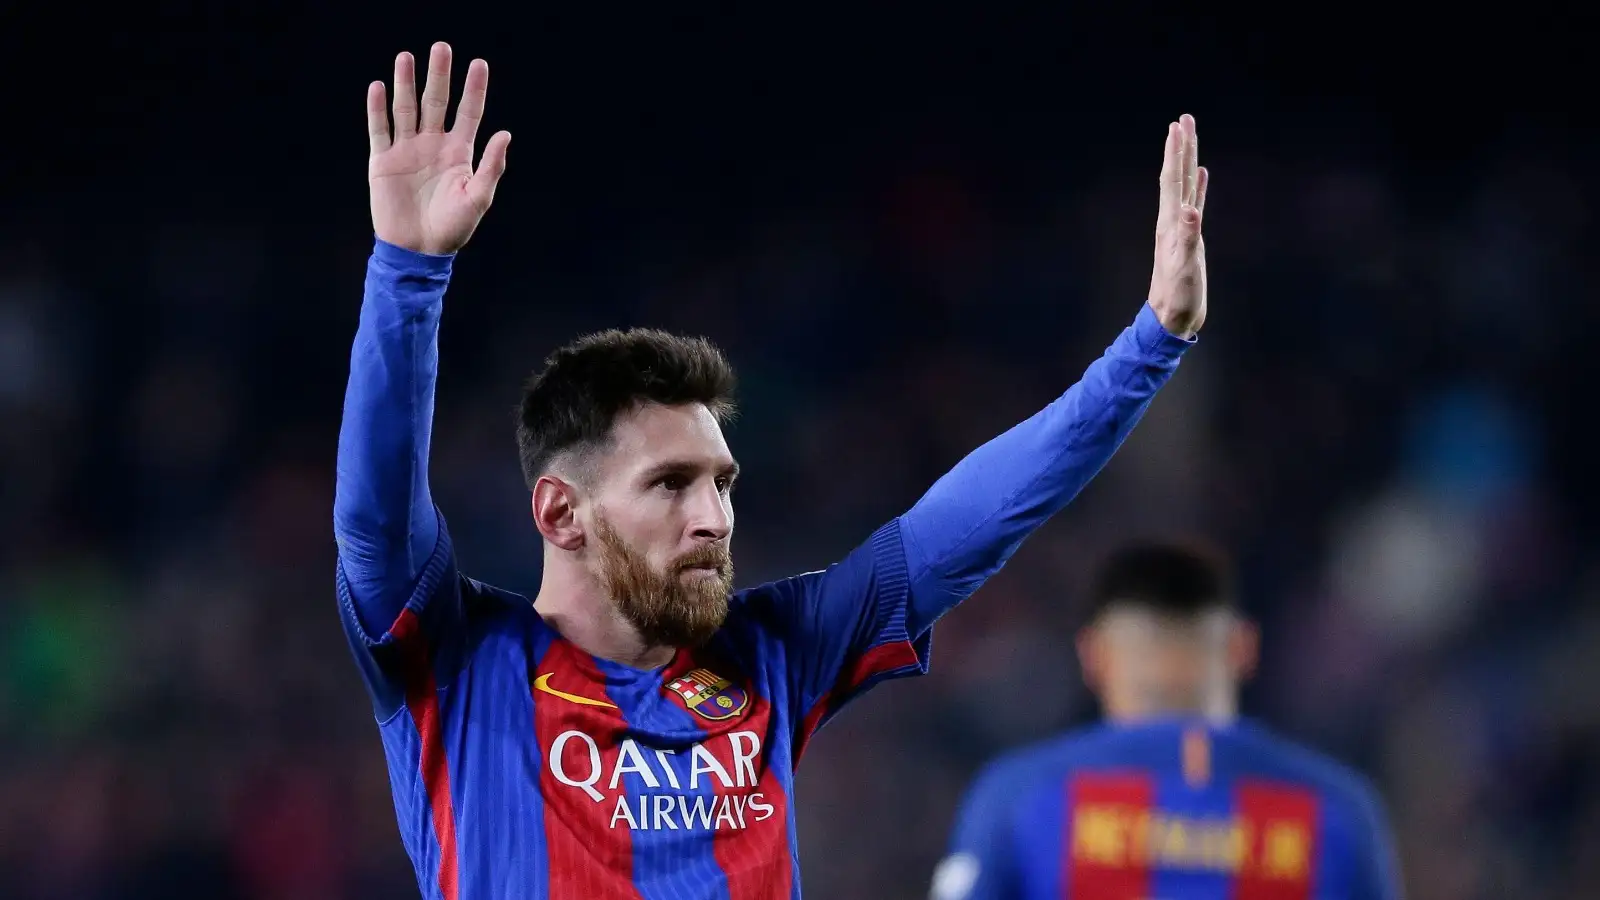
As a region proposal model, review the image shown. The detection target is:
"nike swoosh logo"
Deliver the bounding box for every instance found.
[533,673,618,709]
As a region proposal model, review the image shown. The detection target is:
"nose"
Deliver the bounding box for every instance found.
[687,482,732,543]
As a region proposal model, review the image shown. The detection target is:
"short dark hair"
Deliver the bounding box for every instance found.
[516,328,737,487]
[1087,540,1235,620]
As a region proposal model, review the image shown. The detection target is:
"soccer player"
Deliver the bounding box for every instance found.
[930,542,1404,900]
[335,42,1209,899]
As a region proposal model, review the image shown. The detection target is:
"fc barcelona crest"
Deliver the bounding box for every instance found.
[666,667,749,721]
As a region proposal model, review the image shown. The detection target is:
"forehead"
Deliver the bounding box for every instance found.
[1097,606,1234,642]
[598,402,733,477]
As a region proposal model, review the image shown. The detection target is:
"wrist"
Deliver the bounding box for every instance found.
[371,222,461,258]
[373,237,456,277]
[1136,302,1200,352]
[1150,304,1202,340]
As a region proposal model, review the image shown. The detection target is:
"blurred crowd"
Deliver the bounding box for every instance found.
[3,39,1599,900]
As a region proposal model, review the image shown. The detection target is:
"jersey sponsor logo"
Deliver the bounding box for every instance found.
[548,729,776,831]
[665,666,749,721]
[1070,805,1312,880]
[533,673,619,709]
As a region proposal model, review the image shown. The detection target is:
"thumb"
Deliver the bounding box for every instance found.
[468,131,511,211]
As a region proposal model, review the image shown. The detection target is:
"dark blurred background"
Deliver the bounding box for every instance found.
[3,9,1598,900]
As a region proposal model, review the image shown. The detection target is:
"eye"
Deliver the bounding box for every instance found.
[715,475,736,494]
[657,474,689,493]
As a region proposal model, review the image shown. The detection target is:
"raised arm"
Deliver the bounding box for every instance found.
[900,114,1209,634]
[767,117,1211,745]
[333,236,451,631]
[332,42,510,709]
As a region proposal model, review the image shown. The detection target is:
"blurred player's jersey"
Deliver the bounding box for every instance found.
[932,719,1402,900]
[340,520,926,900]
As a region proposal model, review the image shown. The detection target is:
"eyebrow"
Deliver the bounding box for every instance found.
[638,459,741,482]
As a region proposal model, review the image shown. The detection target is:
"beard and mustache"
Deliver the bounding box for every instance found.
[592,514,734,649]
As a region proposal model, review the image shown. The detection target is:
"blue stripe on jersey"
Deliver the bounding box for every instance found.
[784,790,802,900]
[598,656,732,900]
[1314,779,1365,898]
[1149,770,1236,900]
[378,708,441,899]
[1014,777,1067,898]
[1315,799,1341,898]
[449,604,558,899]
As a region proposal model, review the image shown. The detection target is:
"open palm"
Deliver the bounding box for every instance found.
[1148,114,1208,339]
[367,43,511,256]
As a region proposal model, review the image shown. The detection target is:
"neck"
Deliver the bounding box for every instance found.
[1104,685,1238,725]
[533,552,677,670]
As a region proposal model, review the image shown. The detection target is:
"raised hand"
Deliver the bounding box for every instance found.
[367,43,511,256]
[1147,114,1208,338]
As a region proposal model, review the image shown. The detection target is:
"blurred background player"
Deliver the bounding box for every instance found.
[930,541,1403,900]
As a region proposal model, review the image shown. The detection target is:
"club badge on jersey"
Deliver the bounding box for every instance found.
[668,667,750,721]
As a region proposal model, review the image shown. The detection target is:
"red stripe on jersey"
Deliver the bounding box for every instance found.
[1063,771,1154,900]
[793,640,920,764]
[794,702,827,765]
[532,641,643,900]
[702,690,792,900]
[1232,780,1321,900]
[392,609,461,900]
[843,639,921,690]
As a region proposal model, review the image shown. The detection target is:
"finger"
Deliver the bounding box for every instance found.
[1157,122,1181,225]
[366,81,391,154]
[1179,114,1197,208]
[452,58,489,142]
[420,42,453,134]
[1179,204,1202,245]
[392,52,418,139]
[1195,166,1209,220]
[467,131,512,211]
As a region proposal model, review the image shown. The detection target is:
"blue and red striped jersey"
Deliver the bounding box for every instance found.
[339,516,926,899]
[334,239,1193,899]
[932,719,1402,900]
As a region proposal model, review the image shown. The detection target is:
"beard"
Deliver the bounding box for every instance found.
[592,514,733,649]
